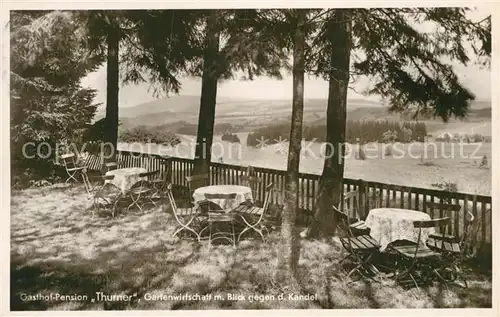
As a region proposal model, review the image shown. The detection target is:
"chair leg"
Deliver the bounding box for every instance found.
[198,224,209,241]
[232,221,236,247]
[173,216,200,241]
[112,194,122,217]
[208,223,212,248]
[409,273,419,290]
[339,254,351,265]
[237,215,266,242]
[347,264,362,280]
[127,193,142,212]
[396,268,420,290]
[65,175,75,184]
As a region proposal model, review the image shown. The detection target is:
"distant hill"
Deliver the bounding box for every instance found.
[96,95,490,133]
[100,95,384,127]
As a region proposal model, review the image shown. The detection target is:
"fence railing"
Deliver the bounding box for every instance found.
[114,150,492,257]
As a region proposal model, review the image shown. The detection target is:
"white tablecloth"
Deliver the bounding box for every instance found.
[193,185,253,212]
[105,167,147,194]
[365,208,435,251]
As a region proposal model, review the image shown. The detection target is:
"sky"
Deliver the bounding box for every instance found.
[80,7,492,109]
[82,63,491,108]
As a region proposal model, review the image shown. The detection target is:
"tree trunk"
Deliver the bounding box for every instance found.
[304,9,352,239]
[275,9,306,287]
[105,29,119,162]
[193,10,220,176]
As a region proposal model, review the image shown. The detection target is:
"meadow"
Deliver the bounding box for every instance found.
[118,132,491,196]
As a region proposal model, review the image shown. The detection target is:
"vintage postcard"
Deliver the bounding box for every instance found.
[2,0,497,315]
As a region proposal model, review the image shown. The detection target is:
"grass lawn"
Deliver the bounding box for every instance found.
[10,184,492,310]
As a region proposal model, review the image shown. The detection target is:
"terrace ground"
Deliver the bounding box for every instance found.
[10,184,492,310]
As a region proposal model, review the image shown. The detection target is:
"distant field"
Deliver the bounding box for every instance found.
[114,96,491,195]
[425,120,491,136]
[118,133,492,196]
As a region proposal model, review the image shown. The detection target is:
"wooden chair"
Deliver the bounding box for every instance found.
[91,175,122,218]
[240,166,262,205]
[392,217,450,289]
[431,211,480,288]
[127,170,160,212]
[104,161,118,173]
[82,152,105,173]
[61,153,86,184]
[166,184,203,242]
[234,183,274,242]
[150,165,172,199]
[341,190,369,236]
[426,202,461,244]
[200,193,238,247]
[334,204,381,282]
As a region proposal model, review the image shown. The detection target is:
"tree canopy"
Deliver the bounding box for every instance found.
[312,8,490,122]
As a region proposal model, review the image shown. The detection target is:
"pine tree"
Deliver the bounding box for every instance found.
[304,8,490,238]
[10,10,102,185]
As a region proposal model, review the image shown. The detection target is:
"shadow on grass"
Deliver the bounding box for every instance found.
[362,281,381,309]
[11,242,200,311]
[11,255,109,311]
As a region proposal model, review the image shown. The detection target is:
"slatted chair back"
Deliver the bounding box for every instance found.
[339,190,360,220]
[240,165,261,201]
[153,165,173,193]
[167,183,182,220]
[91,174,121,217]
[426,202,461,214]
[252,183,274,222]
[61,153,79,170]
[332,204,352,236]
[460,211,480,259]
[332,204,363,257]
[411,217,451,257]
[82,153,105,172]
[135,170,160,187]
[262,183,273,209]
[104,161,118,173]
[166,183,197,225]
[126,170,160,199]
[235,183,274,225]
[139,169,160,179]
[204,193,237,200]
[204,193,237,223]
[426,202,461,229]
[204,193,237,214]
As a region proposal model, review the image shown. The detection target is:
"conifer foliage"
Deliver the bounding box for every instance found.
[10,11,103,186]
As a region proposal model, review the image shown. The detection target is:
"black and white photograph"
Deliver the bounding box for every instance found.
[3,1,496,313]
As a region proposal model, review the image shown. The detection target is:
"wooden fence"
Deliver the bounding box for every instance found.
[114,150,492,257]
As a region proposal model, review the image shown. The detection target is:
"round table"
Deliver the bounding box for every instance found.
[193,185,253,212]
[364,208,435,252]
[105,167,147,194]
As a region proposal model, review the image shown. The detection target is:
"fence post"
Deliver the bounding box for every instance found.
[358,179,368,219]
[161,155,173,183]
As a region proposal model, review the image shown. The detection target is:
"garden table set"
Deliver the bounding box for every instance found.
[193,185,253,211]
[166,175,274,248]
[61,151,272,246]
[339,204,475,290]
[105,167,147,194]
[365,208,435,252]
